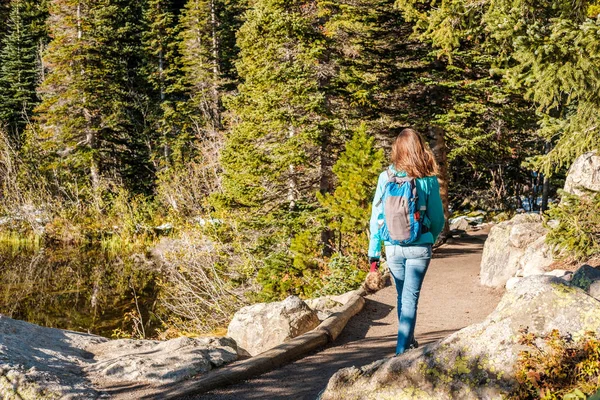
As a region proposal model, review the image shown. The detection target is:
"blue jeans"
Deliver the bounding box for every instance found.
[385,244,432,355]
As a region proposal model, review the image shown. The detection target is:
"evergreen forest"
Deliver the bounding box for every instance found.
[0,0,599,338]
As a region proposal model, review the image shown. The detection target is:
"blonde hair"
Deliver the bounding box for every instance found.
[390,128,439,178]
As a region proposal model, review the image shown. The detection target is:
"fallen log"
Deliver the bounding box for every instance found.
[146,290,366,399]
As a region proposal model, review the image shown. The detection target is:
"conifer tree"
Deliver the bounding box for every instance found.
[318,123,384,260]
[219,0,332,211]
[33,0,152,196]
[0,0,48,145]
[142,0,184,165]
[396,0,600,176]
[178,0,246,135]
[0,0,12,49]
[368,0,540,209]
[216,0,336,298]
[151,0,247,215]
[485,0,600,174]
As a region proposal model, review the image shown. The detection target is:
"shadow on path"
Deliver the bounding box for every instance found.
[184,231,501,400]
[196,286,460,400]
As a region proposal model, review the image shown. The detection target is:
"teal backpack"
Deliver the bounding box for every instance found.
[376,168,427,245]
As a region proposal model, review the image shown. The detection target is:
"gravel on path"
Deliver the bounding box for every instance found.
[191,231,503,400]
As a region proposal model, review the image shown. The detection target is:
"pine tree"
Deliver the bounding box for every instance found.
[216,0,336,298]
[218,0,332,211]
[151,0,247,216]
[364,0,541,210]
[318,123,384,260]
[0,0,48,145]
[33,0,153,197]
[0,0,12,48]
[142,0,184,165]
[178,0,246,136]
[396,0,600,176]
[483,0,600,174]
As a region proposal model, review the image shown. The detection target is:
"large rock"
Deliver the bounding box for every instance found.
[305,296,344,320]
[227,296,320,356]
[564,151,600,196]
[0,315,238,399]
[320,276,600,400]
[0,315,105,399]
[87,336,237,383]
[516,235,554,277]
[480,213,549,287]
[449,216,470,231]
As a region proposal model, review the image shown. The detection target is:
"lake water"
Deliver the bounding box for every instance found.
[0,240,162,338]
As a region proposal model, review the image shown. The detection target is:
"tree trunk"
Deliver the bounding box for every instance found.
[287,125,297,210]
[210,0,220,129]
[319,130,334,257]
[427,126,450,235]
[541,141,551,212]
[78,1,100,192]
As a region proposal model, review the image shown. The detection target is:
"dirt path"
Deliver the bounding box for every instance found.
[188,231,503,400]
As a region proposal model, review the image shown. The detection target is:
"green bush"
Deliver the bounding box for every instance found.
[510,329,600,400]
[546,191,600,261]
[256,229,325,301]
[315,253,366,297]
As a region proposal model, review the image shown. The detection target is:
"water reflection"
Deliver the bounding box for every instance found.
[0,239,161,338]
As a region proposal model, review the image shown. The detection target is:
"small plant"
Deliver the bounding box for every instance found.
[509,328,600,400]
[546,191,600,261]
[316,253,366,297]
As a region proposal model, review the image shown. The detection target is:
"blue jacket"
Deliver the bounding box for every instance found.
[368,166,445,258]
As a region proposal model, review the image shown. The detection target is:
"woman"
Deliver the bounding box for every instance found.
[368,128,445,355]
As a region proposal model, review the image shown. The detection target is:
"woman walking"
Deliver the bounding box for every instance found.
[368,128,445,355]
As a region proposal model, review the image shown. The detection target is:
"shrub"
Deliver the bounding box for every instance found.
[546,191,600,261]
[153,230,249,334]
[316,253,366,297]
[256,230,325,301]
[510,328,600,400]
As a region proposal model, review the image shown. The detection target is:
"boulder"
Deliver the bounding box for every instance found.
[320,276,600,400]
[227,296,320,356]
[480,213,549,288]
[449,217,470,231]
[0,315,238,399]
[516,235,554,277]
[0,315,105,399]
[564,151,600,196]
[304,297,344,320]
[87,336,237,383]
[508,222,546,248]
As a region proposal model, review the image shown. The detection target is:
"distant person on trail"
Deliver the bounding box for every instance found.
[368,128,445,355]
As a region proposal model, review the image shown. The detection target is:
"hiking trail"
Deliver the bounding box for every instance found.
[191,230,503,400]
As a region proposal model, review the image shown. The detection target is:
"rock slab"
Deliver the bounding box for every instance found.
[87,336,237,384]
[0,315,238,399]
[227,296,320,356]
[320,276,600,400]
[305,297,344,320]
[0,315,106,399]
[480,213,552,288]
[564,151,600,196]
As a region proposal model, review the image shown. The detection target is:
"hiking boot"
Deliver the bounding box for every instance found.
[394,339,420,357]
